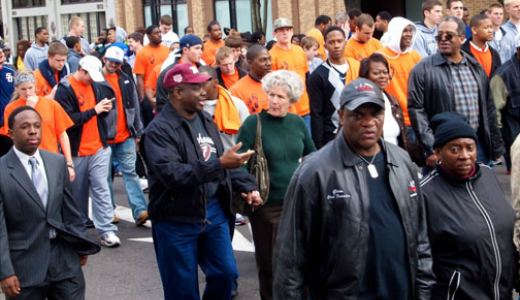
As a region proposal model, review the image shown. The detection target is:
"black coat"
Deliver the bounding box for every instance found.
[421,165,517,300]
[461,39,502,78]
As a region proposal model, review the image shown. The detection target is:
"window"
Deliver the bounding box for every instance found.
[61,0,101,4]
[60,12,106,43]
[12,0,45,9]
[143,0,188,36]
[214,0,272,38]
[15,15,47,41]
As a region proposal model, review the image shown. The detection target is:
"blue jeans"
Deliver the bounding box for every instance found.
[108,138,148,220]
[152,200,238,300]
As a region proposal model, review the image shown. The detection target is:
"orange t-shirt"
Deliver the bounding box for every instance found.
[145,64,162,95]
[221,68,240,89]
[68,76,103,156]
[379,47,421,126]
[344,38,382,61]
[306,27,326,61]
[3,97,73,153]
[104,72,130,144]
[133,44,169,88]
[470,43,493,78]
[229,75,267,114]
[202,39,225,66]
[269,44,310,116]
[34,69,56,97]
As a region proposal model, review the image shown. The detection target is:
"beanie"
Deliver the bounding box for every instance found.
[431,112,477,149]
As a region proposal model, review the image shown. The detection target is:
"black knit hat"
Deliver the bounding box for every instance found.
[431,112,477,149]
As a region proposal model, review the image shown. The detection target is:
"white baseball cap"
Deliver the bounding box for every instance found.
[104,46,125,64]
[79,55,104,82]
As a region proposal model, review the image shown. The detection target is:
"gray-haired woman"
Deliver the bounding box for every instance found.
[236,69,316,300]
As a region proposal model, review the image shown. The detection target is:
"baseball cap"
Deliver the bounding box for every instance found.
[273,18,293,31]
[104,46,125,64]
[339,78,385,111]
[179,34,203,49]
[163,63,211,89]
[79,55,105,82]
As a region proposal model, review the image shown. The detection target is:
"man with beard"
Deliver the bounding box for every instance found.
[408,16,504,168]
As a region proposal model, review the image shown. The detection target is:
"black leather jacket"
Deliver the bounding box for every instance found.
[408,52,504,161]
[273,132,435,300]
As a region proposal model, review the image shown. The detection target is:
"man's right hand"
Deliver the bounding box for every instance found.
[94,98,113,114]
[425,154,438,167]
[0,275,21,297]
[219,142,255,169]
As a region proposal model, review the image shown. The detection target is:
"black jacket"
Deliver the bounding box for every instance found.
[461,40,502,78]
[273,132,435,299]
[215,65,246,89]
[142,102,257,222]
[408,52,504,161]
[55,78,117,156]
[421,165,517,300]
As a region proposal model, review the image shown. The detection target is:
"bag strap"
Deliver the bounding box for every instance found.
[254,114,263,151]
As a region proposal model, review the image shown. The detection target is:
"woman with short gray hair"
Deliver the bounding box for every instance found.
[236,69,316,299]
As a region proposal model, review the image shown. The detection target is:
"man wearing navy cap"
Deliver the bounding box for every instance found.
[155,34,204,112]
[143,63,262,299]
[273,78,435,299]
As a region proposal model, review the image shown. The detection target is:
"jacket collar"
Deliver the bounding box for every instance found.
[38,59,68,87]
[431,51,478,67]
[335,129,398,168]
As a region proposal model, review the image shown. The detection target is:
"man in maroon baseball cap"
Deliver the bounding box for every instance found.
[143,63,262,299]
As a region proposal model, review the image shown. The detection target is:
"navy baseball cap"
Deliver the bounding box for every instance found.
[179,34,203,49]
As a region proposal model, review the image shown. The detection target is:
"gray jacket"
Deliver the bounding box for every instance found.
[273,133,435,299]
[413,22,437,58]
[490,22,518,64]
[23,42,48,71]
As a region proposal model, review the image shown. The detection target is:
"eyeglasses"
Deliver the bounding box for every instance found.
[435,32,460,42]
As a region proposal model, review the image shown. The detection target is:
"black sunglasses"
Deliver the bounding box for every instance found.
[435,32,460,42]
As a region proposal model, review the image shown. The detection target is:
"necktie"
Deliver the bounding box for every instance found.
[29,157,48,208]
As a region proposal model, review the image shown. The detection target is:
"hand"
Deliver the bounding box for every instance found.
[94,98,113,114]
[0,275,21,297]
[46,85,58,100]
[425,154,438,167]
[68,166,76,182]
[241,190,263,208]
[80,256,88,266]
[219,142,255,169]
[26,95,39,107]
[135,137,141,152]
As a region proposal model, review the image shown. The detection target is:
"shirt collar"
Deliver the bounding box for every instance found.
[13,146,42,166]
[469,41,489,53]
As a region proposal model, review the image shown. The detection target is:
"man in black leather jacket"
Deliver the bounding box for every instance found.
[273,78,435,300]
[408,16,504,168]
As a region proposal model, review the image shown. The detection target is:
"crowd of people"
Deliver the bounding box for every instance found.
[1,0,520,299]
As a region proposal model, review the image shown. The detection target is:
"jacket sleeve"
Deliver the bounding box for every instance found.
[60,156,87,238]
[55,84,97,127]
[412,33,428,58]
[408,63,435,157]
[414,174,436,299]
[273,165,318,300]
[0,180,15,280]
[131,80,144,137]
[511,136,520,251]
[484,76,505,159]
[143,126,225,189]
[490,75,508,128]
[229,168,257,194]
[308,71,325,148]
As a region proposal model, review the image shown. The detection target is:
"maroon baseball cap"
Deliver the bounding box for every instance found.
[163,63,211,89]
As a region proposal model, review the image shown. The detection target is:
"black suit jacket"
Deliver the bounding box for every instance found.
[0,149,100,287]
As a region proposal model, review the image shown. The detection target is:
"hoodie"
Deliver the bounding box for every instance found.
[23,42,49,71]
[379,17,422,126]
[413,21,438,58]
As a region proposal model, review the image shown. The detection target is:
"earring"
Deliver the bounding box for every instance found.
[436,159,442,165]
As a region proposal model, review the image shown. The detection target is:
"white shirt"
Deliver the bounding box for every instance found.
[383,93,401,146]
[13,147,48,192]
[144,31,180,48]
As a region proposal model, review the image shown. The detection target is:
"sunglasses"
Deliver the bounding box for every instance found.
[435,32,460,42]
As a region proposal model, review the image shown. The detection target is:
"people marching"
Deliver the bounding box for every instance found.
[1,3,520,299]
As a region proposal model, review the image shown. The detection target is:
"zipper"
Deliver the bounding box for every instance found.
[446,270,461,300]
[466,182,502,300]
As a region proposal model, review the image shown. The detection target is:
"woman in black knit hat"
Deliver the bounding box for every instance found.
[421,111,517,299]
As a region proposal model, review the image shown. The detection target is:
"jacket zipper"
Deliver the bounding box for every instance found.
[466,182,502,300]
[446,270,461,300]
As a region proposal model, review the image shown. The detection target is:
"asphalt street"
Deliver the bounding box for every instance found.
[0,166,514,300]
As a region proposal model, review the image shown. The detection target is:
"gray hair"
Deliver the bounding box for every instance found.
[335,12,349,24]
[261,70,303,103]
[14,71,35,86]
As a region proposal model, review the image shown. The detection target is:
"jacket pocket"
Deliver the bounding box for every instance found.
[8,240,29,250]
[446,270,461,300]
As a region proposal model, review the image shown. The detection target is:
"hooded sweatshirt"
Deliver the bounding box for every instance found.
[413,21,438,58]
[23,42,49,71]
[379,17,422,126]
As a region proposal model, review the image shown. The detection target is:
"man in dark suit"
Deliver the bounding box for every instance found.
[0,106,100,299]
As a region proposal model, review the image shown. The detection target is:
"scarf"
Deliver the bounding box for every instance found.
[214,85,241,135]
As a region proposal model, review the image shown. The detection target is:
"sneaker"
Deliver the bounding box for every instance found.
[235,213,247,226]
[112,213,120,224]
[100,232,121,248]
[136,211,149,227]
